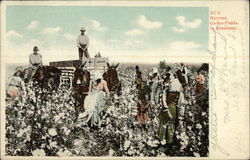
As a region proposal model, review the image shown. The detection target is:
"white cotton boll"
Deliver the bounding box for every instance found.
[180,145,185,151]
[152,140,159,147]
[59,113,65,118]
[160,139,166,145]
[188,112,193,117]
[37,123,41,128]
[124,140,130,150]
[184,139,188,146]
[17,129,25,137]
[32,149,46,156]
[202,112,206,116]
[74,139,83,147]
[37,110,41,115]
[54,115,60,122]
[157,152,166,157]
[193,152,200,157]
[41,144,45,149]
[196,124,202,129]
[180,132,186,138]
[108,148,114,156]
[57,149,72,156]
[50,141,57,148]
[48,128,57,136]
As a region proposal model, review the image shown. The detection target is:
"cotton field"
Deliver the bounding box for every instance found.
[5,63,209,157]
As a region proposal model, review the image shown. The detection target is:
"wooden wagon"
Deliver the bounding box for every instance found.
[49,57,109,88]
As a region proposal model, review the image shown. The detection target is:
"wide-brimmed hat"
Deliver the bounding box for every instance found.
[80,27,86,31]
[15,66,23,73]
[152,67,158,74]
[33,46,39,51]
[93,71,103,81]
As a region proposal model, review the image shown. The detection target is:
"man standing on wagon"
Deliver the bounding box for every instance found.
[77,27,90,60]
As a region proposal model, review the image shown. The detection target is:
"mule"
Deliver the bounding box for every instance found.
[103,62,122,96]
[72,61,91,114]
[176,69,187,89]
[24,66,61,90]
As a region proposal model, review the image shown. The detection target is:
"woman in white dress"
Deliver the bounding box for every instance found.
[78,71,110,128]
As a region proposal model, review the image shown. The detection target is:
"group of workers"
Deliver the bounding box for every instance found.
[134,63,206,147]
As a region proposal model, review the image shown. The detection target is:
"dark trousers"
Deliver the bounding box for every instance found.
[78,44,90,60]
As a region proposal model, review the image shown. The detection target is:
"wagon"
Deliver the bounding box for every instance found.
[49,57,109,88]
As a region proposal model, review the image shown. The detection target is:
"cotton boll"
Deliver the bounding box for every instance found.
[193,152,200,157]
[32,149,46,156]
[196,123,202,129]
[48,128,57,136]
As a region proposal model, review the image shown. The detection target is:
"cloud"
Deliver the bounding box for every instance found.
[30,39,41,46]
[43,27,61,34]
[176,16,202,29]
[125,29,144,36]
[26,21,40,30]
[63,33,75,41]
[171,26,185,33]
[124,39,142,47]
[6,30,23,38]
[138,15,162,29]
[108,39,118,43]
[90,20,107,31]
[167,41,201,50]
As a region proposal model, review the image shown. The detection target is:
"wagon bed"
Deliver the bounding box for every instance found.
[49,57,109,88]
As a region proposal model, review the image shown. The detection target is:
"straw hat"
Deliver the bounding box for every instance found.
[15,66,23,73]
[152,67,158,74]
[33,46,39,51]
[80,27,86,31]
[93,71,103,81]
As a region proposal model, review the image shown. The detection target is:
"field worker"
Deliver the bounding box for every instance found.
[7,66,26,102]
[134,66,143,89]
[158,72,183,146]
[24,46,43,82]
[78,71,109,128]
[77,27,90,60]
[149,67,161,105]
[195,70,205,94]
[180,63,189,85]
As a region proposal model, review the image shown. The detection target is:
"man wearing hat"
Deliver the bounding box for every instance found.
[77,27,90,60]
[24,46,43,82]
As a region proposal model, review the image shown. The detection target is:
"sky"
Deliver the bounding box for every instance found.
[5,5,208,64]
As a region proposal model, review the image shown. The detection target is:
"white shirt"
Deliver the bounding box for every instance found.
[29,53,42,67]
[77,34,89,48]
[170,78,182,92]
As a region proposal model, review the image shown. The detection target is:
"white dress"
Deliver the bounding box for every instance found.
[77,82,105,127]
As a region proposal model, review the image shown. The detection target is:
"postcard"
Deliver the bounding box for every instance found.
[0,1,249,160]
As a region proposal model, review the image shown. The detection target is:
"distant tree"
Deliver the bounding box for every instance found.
[199,63,209,72]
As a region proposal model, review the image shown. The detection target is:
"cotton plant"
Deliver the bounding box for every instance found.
[5,66,209,157]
